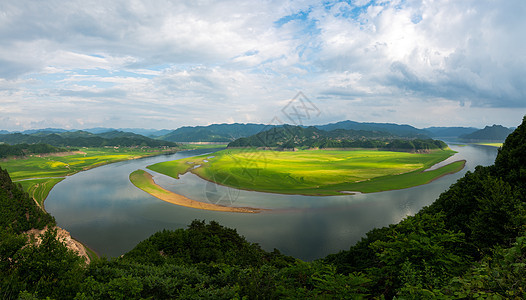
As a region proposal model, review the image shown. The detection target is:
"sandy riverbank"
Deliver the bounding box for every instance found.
[129,169,265,213]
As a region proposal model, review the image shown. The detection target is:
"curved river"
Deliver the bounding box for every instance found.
[46,144,498,261]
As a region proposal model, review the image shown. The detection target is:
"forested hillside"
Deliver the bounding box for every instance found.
[157,120,433,142]
[326,116,526,298]
[315,120,430,138]
[0,130,178,148]
[460,124,513,141]
[0,143,67,158]
[159,123,270,142]
[229,125,447,152]
[0,117,525,299]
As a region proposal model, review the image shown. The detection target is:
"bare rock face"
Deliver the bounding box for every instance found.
[25,226,91,264]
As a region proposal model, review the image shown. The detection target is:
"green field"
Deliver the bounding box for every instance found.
[0,147,178,205]
[474,142,504,147]
[148,148,464,195]
[18,178,65,207]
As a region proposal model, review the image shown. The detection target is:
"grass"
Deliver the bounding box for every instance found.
[1,147,179,204]
[474,142,503,148]
[18,178,65,207]
[148,148,463,196]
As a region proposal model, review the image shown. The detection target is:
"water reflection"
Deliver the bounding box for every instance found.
[46,145,498,261]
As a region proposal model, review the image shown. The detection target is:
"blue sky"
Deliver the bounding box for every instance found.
[0,0,525,131]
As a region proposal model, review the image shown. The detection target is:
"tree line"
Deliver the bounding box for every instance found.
[228,125,447,151]
[0,116,525,298]
[0,131,178,148]
[0,143,68,158]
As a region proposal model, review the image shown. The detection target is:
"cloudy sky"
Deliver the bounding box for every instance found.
[0,0,525,131]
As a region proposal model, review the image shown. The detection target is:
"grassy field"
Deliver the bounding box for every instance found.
[18,178,65,207]
[148,148,463,195]
[0,147,178,205]
[474,142,504,147]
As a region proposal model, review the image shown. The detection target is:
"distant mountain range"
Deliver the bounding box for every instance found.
[1,121,514,143]
[424,127,479,138]
[0,130,178,148]
[315,120,429,138]
[158,123,270,142]
[228,125,447,151]
[459,125,514,142]
[5,127,171,137]
[157,121,433,142]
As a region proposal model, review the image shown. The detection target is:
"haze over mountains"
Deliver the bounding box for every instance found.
[0,120,514,144]
[0,130,178,148]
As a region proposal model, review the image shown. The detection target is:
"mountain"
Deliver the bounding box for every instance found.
[158,120,430,142]
[0,130,178,148]
[159,123,271,142]
[83,127,171,137]
[0,143,67,158]
[228,125,447,151]
[315,120,430,138]
[424,126,479,138]
[1,117,526,298]
[21,128,71,134]
[460,124,513,141]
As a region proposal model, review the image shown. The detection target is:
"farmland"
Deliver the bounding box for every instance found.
[148,148,464,196]
[0,147,178,205]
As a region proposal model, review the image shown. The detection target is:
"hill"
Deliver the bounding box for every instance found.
[0,116,525,298]
[315,120,429,138]
[460,124,513,141]
[158,123,270,142]
[0,130,179,148]
[0,143,67,159]
[228,125,446,151]
[156,120,432,142]
[83,127,172,137]
[424,126,479,138]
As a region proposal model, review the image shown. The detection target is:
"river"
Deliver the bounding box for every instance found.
[45,143,498,261]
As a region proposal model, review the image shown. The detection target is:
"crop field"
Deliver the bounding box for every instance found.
[18,178,65,207]
[1,147,177,204]
[148,148,464,195]
[474,142,504,147]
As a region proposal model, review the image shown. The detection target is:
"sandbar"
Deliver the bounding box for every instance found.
[129,169,265,213]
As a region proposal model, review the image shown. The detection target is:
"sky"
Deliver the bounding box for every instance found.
[0,0,525,131]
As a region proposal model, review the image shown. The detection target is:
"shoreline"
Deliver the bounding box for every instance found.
[130,169,265,213]
[33,149,181,209]
[185,159,467,197]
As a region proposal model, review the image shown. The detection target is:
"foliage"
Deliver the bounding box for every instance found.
[0,130,178,148]
[228,124,447,151]
[0,143,67,158]
[460,124,513,141]
[159,123,271,142]
[325,116,526,298]
[0,167,54,233]
[0,116,525,299]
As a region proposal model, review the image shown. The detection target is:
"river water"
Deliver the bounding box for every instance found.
[46,144,498,261]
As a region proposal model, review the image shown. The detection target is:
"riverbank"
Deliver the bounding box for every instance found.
[1,147,181,206]
[147,148,464,196]
[129,169,265,213]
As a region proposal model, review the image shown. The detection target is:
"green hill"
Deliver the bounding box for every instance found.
[0,130,179,148]
[228,125,446,151]
[0,116,525,299]
[159,123,270,142]
[460,124,513,141]
[316,120,429,138]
